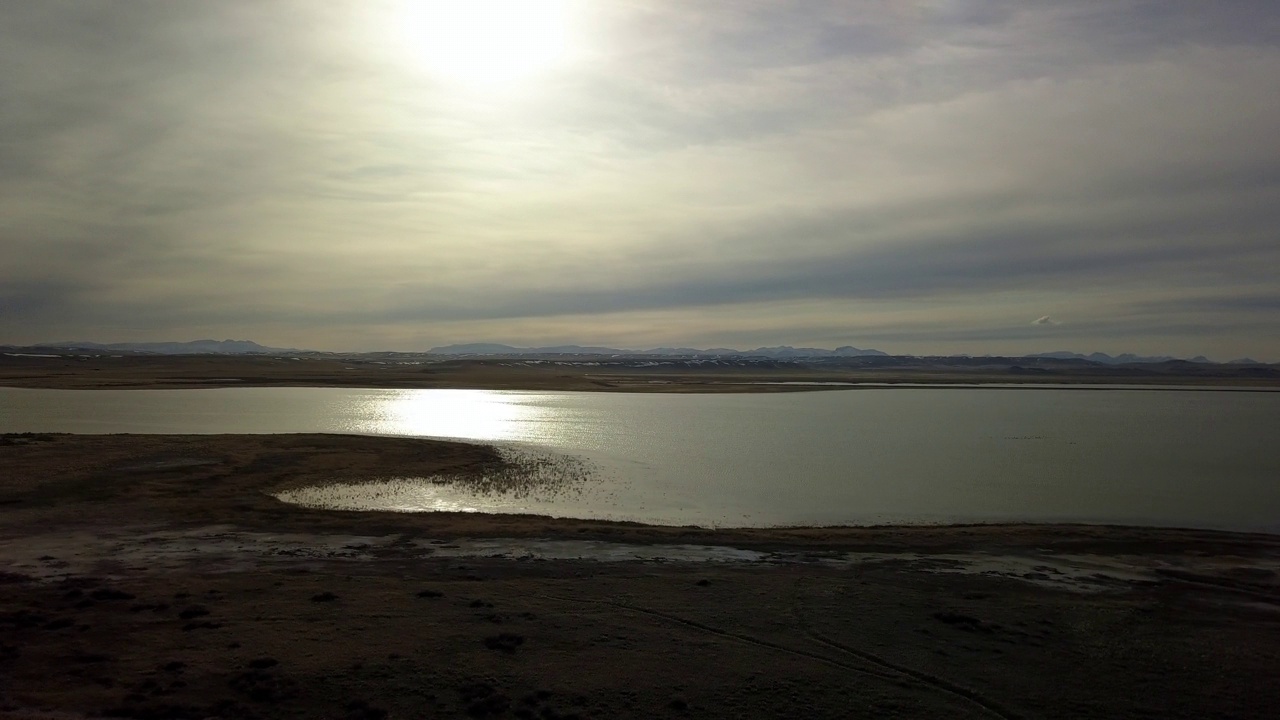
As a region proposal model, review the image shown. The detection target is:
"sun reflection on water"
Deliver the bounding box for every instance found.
[278,480,482,514]
[274,447,600,515]
[343,389,546,442]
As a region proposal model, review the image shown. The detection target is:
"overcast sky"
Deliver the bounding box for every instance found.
[2,1,1278,358]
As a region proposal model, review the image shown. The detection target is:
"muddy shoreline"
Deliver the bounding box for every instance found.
[2,433,1279,719]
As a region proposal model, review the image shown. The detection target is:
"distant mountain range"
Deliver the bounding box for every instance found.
[428,344,1271,364]
[1026,351,1213,365]
[1026,350,1261,365]
[40,339,297,355]
[426,343,890,359]
[9,340,1267,365]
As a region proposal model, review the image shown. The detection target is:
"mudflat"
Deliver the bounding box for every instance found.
[2,433,1279,719]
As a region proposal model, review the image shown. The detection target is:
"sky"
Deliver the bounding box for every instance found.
[2,0,1278,359]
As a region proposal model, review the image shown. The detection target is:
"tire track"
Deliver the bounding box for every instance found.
[538,593,901,682]
[791,579,1021,720]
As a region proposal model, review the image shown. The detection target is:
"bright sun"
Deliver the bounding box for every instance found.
[399,0,575,89]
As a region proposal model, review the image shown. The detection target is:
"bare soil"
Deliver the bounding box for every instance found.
[2,433,1279,719]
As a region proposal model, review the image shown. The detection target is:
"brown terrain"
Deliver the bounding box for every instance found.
[1,352,1277,391]
[1,432,1278,719]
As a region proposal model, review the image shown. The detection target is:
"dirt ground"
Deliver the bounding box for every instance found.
[2,433,1279,719]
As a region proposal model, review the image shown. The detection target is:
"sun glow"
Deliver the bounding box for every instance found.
[398,0,576,89]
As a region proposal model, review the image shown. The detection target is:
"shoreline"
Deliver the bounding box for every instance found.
[5,379,1278,393]
[5,381,1280,393]
[2,354,1276,392]
[4,433,1280,718]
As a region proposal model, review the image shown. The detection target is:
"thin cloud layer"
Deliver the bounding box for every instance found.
[2,1,1278,359]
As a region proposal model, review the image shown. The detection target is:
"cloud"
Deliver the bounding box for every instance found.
[0,1,1279,360]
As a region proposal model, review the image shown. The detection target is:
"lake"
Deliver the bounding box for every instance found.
[2,386,1278,532]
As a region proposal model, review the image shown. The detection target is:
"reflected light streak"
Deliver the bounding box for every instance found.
[343,389,546,441]
[277,479,484,514]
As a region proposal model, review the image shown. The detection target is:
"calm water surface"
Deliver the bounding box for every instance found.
[2,387,1277,531]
